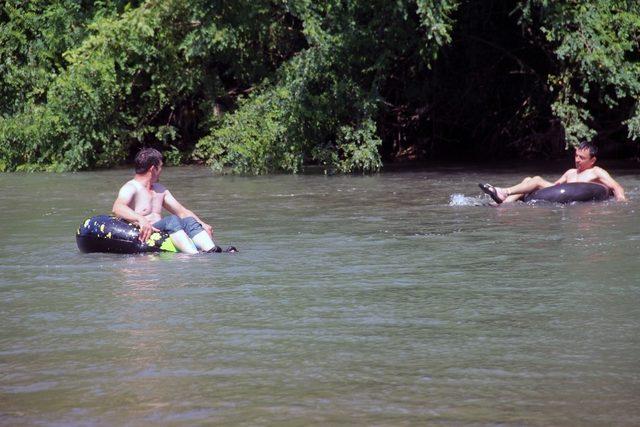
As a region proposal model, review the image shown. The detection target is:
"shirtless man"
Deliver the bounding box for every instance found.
[112,147,217,254]
[479,142,626,204]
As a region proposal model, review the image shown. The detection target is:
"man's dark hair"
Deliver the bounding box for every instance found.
[577,141,598,158]
[135,147,163,174]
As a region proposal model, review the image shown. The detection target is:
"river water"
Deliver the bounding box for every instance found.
[1,164,639,425]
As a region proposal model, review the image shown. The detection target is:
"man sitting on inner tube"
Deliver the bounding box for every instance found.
[479,141,626,204]
[112,147,221,254]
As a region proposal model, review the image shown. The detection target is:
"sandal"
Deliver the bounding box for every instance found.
[478,183,505,204]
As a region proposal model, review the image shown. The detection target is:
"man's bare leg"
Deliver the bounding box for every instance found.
[504,176,553,199]
[484,176,554,204]
[502,193,524,204]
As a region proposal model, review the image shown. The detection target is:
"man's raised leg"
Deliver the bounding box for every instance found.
[505,176,553,198]
[480,176,553,204]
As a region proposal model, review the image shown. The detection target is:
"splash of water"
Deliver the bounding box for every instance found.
[449,193,489,206]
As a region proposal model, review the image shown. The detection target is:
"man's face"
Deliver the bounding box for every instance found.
[574,148,595,172]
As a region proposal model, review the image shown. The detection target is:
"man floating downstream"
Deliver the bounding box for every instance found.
[113,147,229,253]
[479,142,626,204]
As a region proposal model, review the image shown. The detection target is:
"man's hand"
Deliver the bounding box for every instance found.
[201,222,214,238]
[137,217,159,243]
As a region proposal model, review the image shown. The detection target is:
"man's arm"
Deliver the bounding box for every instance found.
[594,167,626,201]
[163,190,214,237]
[112,183,158,242]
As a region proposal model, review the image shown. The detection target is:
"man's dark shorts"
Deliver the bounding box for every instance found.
[153,215,203,238]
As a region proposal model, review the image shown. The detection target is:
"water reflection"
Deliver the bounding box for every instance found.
[105,254,200,418]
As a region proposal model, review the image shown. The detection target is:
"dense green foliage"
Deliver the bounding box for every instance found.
[521,0,640,146]
[0,0,638,172]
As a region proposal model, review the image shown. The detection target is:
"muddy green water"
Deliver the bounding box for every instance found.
[1,165,639,425]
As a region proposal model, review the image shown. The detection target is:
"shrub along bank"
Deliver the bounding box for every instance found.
[0,1,638,172]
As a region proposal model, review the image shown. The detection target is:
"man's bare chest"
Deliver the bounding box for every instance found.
[567,170,598,183]
[132,184,165,214]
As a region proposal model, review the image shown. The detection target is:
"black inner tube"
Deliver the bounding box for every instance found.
[76,215,175,254]
[76,215,238,254]
[522,182,611,203]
